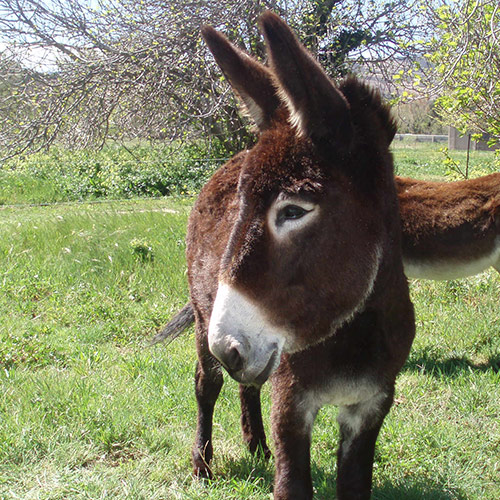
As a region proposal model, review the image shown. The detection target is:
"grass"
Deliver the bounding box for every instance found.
[392,140,499,180]
[0,143,499,499]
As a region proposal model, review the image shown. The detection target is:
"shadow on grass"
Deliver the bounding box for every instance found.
[372,480,467,500]
[218,454,466,500]
[221,452,274,488]
[403,350,500,377]
[312,465,466,500]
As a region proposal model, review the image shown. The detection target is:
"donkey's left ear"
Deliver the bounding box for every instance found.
[202,25,281,131]
[259,12,352,152]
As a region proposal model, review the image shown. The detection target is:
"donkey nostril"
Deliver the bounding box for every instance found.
[225,346,244,372]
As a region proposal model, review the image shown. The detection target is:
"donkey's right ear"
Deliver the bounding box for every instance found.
[202,25,281,131]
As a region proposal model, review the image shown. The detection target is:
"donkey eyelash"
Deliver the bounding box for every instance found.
[273,196,316,212]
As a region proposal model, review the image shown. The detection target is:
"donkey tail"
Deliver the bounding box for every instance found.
[150,302,195,345]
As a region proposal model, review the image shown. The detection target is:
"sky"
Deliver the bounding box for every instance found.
[0,41,60,71]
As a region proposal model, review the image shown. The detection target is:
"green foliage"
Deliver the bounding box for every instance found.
[427,1,500,143]
[440,146,470,179]
[439,145,499,180]
[1,142,498,207]
[0,143,222,204]
[130,238,154,263]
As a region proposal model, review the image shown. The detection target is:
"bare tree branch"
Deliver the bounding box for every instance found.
[0,0,438,157]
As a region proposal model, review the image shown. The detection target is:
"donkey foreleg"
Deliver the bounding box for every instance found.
[192,356,223,479]
[239,384,271,459]
[271,388,317,499]
[336,389,394,500]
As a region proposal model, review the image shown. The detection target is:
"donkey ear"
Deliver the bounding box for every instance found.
[259,12,352,150]
[202,25,281,131]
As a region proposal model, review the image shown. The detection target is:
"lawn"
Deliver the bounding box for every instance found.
[0,143,499,499]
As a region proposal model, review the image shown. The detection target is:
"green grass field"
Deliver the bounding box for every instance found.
[0,143,499,499]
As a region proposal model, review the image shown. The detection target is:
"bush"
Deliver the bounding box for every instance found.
[392,99,446,135]
[0,142,226,203]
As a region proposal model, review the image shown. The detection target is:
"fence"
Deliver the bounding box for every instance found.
[393,133,448,143]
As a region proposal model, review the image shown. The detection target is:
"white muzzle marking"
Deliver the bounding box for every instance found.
[208,283,286,385]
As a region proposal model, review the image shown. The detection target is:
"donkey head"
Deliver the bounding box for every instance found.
[204,13,396,386]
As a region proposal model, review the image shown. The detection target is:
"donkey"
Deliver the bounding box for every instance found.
[153,172,500,498]
[153,175,500,344]
[397,174,500,279]
[182,12,415,499]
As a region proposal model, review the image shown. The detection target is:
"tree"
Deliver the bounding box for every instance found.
[293,0,430,79]
[0,0,277,157]
[0,0,430,157]
[415,0,500,144]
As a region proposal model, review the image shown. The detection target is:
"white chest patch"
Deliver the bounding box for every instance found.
[403,236,500,280]
[308,376,382,409]
[298,375,383,433]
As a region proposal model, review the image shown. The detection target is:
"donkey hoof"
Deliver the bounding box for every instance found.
[193,460,213,480]
[192,449,213,480]
[257,445,272,461]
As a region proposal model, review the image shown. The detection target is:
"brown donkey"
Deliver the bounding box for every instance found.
[183,12,415,499]
[397,174,500,279]
[154,173,500,498]
[153,175,500,344]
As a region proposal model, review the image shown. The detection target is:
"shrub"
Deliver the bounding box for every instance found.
[0,142,226,203]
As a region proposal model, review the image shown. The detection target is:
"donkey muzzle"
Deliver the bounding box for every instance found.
[208,283,286,385]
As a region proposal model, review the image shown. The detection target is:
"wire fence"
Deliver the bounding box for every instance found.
[394,133,448,143]
[0,196,177,211]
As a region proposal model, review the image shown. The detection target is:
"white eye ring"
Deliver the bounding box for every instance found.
[267,196,318,239]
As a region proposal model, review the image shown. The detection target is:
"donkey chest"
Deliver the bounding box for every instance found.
[302,374,383,410]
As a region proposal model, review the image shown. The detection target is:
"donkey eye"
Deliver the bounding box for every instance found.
[283,205,307,219]
[278,205,310,223]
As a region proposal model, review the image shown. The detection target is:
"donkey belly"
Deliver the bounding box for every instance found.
[403,237,500,279]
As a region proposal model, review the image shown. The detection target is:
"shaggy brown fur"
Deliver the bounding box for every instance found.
[397,174,500,266]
